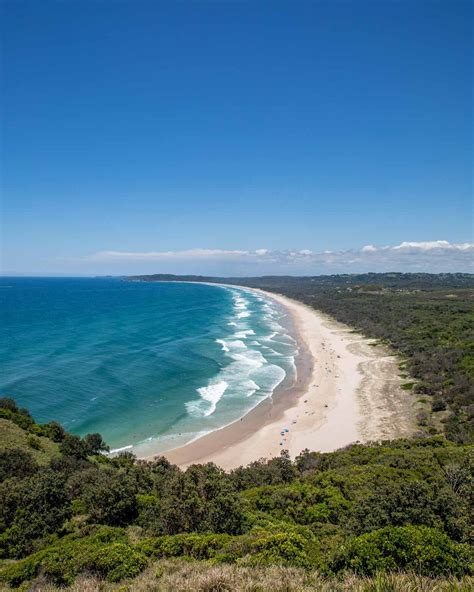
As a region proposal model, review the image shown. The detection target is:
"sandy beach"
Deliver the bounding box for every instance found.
[161,288,416,470]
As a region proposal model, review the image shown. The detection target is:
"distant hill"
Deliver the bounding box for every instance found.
[127,272,474,290]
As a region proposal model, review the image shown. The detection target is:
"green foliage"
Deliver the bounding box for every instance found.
[346,479,469,539]
[0,469,71,558]
[0,400,35,433]
[86,542,148,582]
[27,435,42,450]
[60,434,89,459]
[231,450,297,490]
[0,529,147,587]
[0,551,46,587]
[0,448,38,481]
[244,532,309,567]
[137,533,234,561]
[136,531,310,567]
[59,430,110,459]
[0,398,20,413]
[330,525,473,577]
[68,467,138,526]
[138,462,245,536]
[242,481,349,525]
[0,400,472,587]
[83,432,110,454]
[0,418,59,465]
[433,398,448,412]
[41,421,66,442]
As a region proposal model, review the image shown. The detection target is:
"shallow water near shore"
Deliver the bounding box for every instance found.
[0,277,297,454]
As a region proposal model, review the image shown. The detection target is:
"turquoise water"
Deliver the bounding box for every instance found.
[0,278,298,455]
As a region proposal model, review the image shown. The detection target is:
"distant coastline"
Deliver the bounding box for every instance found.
[143,285,416,469]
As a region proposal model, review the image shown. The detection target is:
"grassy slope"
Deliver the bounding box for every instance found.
[1,560,471,592]
[0,418,59,465]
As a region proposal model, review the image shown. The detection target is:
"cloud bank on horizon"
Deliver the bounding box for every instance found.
[82,240,473,275]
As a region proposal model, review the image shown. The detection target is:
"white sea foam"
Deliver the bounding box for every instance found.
[109,444,134,455]
[251,363,286,396]
[184,286,297,427]
[264,331,279,340]
[216,339,229,352]
[226,339,247,349]
[230,350,267,368]
[186,380,229,417]
[234,329,255,339]
[244,379,260,397]
[237,311,251,319]
[261,345,284,356]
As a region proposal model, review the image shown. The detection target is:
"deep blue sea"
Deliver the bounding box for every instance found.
[0,278,297,455]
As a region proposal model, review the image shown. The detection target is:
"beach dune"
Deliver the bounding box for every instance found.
[161,288,416,470]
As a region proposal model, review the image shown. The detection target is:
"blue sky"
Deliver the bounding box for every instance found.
[1,0,472,275]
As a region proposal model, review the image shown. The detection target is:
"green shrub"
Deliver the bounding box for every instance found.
[0,448,38,481]
[137,535,186,558]
[0,551,45,587]
[0,528,140,587]
[41,549,77,585]
[71,498,87,515]
[137,533,233,560]
[68,468,138,526]
[40,420,66,442]
[0,470,70,558]
[85,525,128,544]
[86,543,148,582]
[27,435,42,450]
[433,399,447,412]
[242,482,349,526]
[331,525,473,577]
[138,531,310,567]
[245,532,309,567]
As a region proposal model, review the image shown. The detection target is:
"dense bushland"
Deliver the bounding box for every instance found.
[131,273,474,442]
[0,397,472,589]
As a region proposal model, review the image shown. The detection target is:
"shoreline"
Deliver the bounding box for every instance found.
[149,286,416,469]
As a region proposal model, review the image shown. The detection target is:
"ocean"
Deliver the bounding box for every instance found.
[0,277,298,456]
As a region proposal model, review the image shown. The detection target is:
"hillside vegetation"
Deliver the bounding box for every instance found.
[130,273,474,443]
[0,397,472,590]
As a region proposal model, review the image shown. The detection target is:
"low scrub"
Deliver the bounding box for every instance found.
[330,525,473,577]
[0,560,473,592]
[0,527,147,587]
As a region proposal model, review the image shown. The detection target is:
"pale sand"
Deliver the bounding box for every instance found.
[161,288,416,470]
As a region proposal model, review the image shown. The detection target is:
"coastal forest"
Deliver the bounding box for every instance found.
[0,273,473,590]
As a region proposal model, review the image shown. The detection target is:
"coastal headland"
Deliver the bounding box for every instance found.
[160,287,416,469]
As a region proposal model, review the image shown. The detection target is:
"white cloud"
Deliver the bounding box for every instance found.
[392,240,473,251]
[82,240,474,274]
